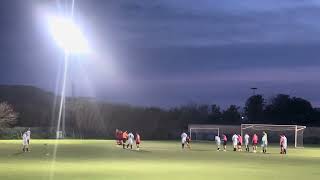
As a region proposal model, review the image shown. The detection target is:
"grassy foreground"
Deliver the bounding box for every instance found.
[0,140,319,180]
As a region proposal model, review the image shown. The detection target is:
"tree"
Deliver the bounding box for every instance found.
[245,95,265,123]
[209,104,222,123]
[0,102,18,127]
[264,94,314,125]
[222,105,241,124]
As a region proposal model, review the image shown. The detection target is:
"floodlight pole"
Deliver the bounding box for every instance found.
[55,0,76,139]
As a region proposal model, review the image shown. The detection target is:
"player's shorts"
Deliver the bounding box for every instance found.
[237,142,241,146]
[261,143,267,148]
[136,141,140,145]
[223,141,227,146]
[252,142,257,146]
[128,140,134,145]
[122,139,127,143]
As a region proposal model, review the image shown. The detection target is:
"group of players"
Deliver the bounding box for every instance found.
[115,129,141,150]
[181,131,288,154]
[22,128,288,154]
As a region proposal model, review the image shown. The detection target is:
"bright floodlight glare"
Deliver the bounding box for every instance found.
[48,16,89,54]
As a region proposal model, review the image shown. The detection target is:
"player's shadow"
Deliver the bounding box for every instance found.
[190,149,211,152]
[12,152,24,156]
[130,149,151,153]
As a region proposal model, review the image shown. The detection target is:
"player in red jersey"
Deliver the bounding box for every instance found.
[252,134,258,153]
[135,133,141,150]
[237,135,243,151]
[122,131,128,149]
[222,134,227,151]
[115,129,122,145]
[186,136,191,149]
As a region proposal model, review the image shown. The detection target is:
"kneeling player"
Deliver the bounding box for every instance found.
[215,135,221,151]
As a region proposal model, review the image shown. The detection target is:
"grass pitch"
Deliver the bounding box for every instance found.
[0,140,319,180]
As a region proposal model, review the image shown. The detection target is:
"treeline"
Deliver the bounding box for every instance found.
[0,85,319,139]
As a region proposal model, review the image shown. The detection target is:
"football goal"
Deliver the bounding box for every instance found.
[241,124,306,148]
[188,125,219,141]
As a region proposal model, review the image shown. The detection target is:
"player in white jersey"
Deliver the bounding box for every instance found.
[215,136,221,151]
[261,132,268,153]
[282,135,287,154]
[127,132,134,149]
[244,133,250,152]
[181,132,188,149]
[280,134,288,154]
[22,132,29,152]
[232,134,238,151]
[26,128,31,145]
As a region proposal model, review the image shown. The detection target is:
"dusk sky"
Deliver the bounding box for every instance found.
[1,0,320,108]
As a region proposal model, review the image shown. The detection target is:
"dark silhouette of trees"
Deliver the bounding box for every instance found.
[222,105,241,124]
[0,85,320,139]
[264,94,313,125]
[209,104,222,123]
[245,95,265,123]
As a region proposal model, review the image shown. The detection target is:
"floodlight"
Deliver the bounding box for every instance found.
[47,16,89,54]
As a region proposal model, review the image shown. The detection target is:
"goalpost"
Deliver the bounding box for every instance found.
[241,124,306,148]
[188,125,219,141]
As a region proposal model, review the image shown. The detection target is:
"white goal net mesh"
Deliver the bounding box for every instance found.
[189,127,219,141]
[241,124,306,148]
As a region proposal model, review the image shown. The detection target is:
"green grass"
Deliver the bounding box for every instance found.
[0,140,319,180]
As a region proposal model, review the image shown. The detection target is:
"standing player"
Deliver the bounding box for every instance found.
[127,132,134,149]
[186,135,191,149]
[244,133,250,152]
[222,134,227,151]
[215,135,221,151]
[135,133,141,150]
[282,134,287,154]
[26,128,31,145]
[22,132,29,152]
[252,133,258,153]
[280,134,284,154]
[261,131,268,153]
[232,133,238,151]
[280,134,287,154]
[237,134,243,151]
[181,131,188,149]
[116,129,123,145]
[122,131,128,149]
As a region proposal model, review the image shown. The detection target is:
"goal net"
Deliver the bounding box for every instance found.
[188,125,219,141]
[241,124,306,148]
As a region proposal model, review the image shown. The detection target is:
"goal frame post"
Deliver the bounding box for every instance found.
[189,127,220,141]
[240,124,306,148]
